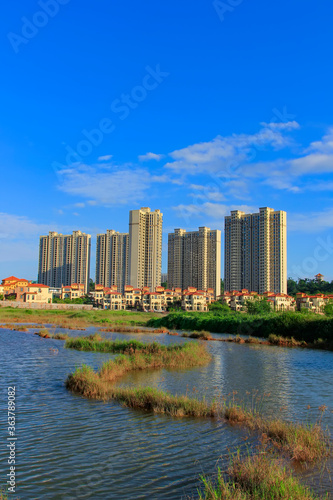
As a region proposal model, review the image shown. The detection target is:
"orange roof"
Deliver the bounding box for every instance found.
[28,283,50,288]
[3,276,19,281]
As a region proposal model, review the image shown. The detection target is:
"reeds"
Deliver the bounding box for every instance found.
[65,337,199,356]
[66,341,212,405]
[34,329,69,340]
[198,452,326,500]
[223,404,331,463]
[182,331,213,340]
[66,340,330,465]
[100,326,169,334]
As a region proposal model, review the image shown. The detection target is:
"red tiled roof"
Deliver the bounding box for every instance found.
[28,284,49,288]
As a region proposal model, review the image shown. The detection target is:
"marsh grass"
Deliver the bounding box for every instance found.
[65,340,330,464]
[197,452,327,500]
[100,326,169,334]
[223,403,331,463]
[34,329,69,340]
[66,341,212,408]
[65,337,197,356]
[182,331,213,340]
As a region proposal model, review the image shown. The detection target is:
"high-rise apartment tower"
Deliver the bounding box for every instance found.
[128,207,163,290]
[38,231,91,292]
[168,227,221,297]
[95,230,129,293]
[224,207,287,294]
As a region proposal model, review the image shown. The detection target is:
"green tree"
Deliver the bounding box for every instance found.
[208,301,231,314]
[89,279,95,292]
[5,294,17,301]
[245,298,272,315]
[324,300,333,316]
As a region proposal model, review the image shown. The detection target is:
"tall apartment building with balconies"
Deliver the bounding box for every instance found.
[224,207,287,294]
[168,227,221,298]
[38,230,91,292]
[128,207,163,290]
[96,230,129,293]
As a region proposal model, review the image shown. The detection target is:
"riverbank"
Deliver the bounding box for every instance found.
[148,311,333,349]
[0,307,159,329]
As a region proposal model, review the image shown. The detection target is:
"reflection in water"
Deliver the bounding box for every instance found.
[0,328,332,499]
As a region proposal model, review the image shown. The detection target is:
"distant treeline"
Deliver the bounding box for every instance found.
[147,311,333,346]
[287,278,333,296]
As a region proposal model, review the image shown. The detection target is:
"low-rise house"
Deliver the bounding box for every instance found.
[1,276,32,294]
[296,293,333,313]
[15,284,53,304]
[221,290,295,312]
[102,290,126,310]
[182,290,209,311]
[90,285,216,311]
[90,284,105,306]
[142,292,164,312]
[262,292,295,311]
[61,283,86,300]
[124,286,143,309]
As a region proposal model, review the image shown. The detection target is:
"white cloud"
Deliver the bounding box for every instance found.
[138,152,164,161]
[259,121,299,131]
[98,155,113,161]
[57,164,154,205]
[0,213,50,239]
[289,208,333,232]
[165,122,299,176]
[173,203,257,219]
[195,192,225,202]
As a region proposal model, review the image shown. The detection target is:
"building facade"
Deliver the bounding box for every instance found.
[38,231,91,292]
[224,207,287,294]
[96,230,129,293]
[168,227,221,298]
[128,207,163,290]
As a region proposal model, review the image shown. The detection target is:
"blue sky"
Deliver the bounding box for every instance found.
[1,0,333,281]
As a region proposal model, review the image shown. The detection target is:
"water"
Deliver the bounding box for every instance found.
[0,326,332,499]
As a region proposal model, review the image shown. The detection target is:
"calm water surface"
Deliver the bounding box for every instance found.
[0,326,332,499]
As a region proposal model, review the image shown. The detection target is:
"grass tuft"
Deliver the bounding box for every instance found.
[198,452,326,500]
[182,331,213,340]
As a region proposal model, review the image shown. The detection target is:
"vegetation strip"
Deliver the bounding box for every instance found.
[0,307,158,329]
[64,336,205,354]
[197,452,326,500]
[100,326,169,334]
[148,312,333,350]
